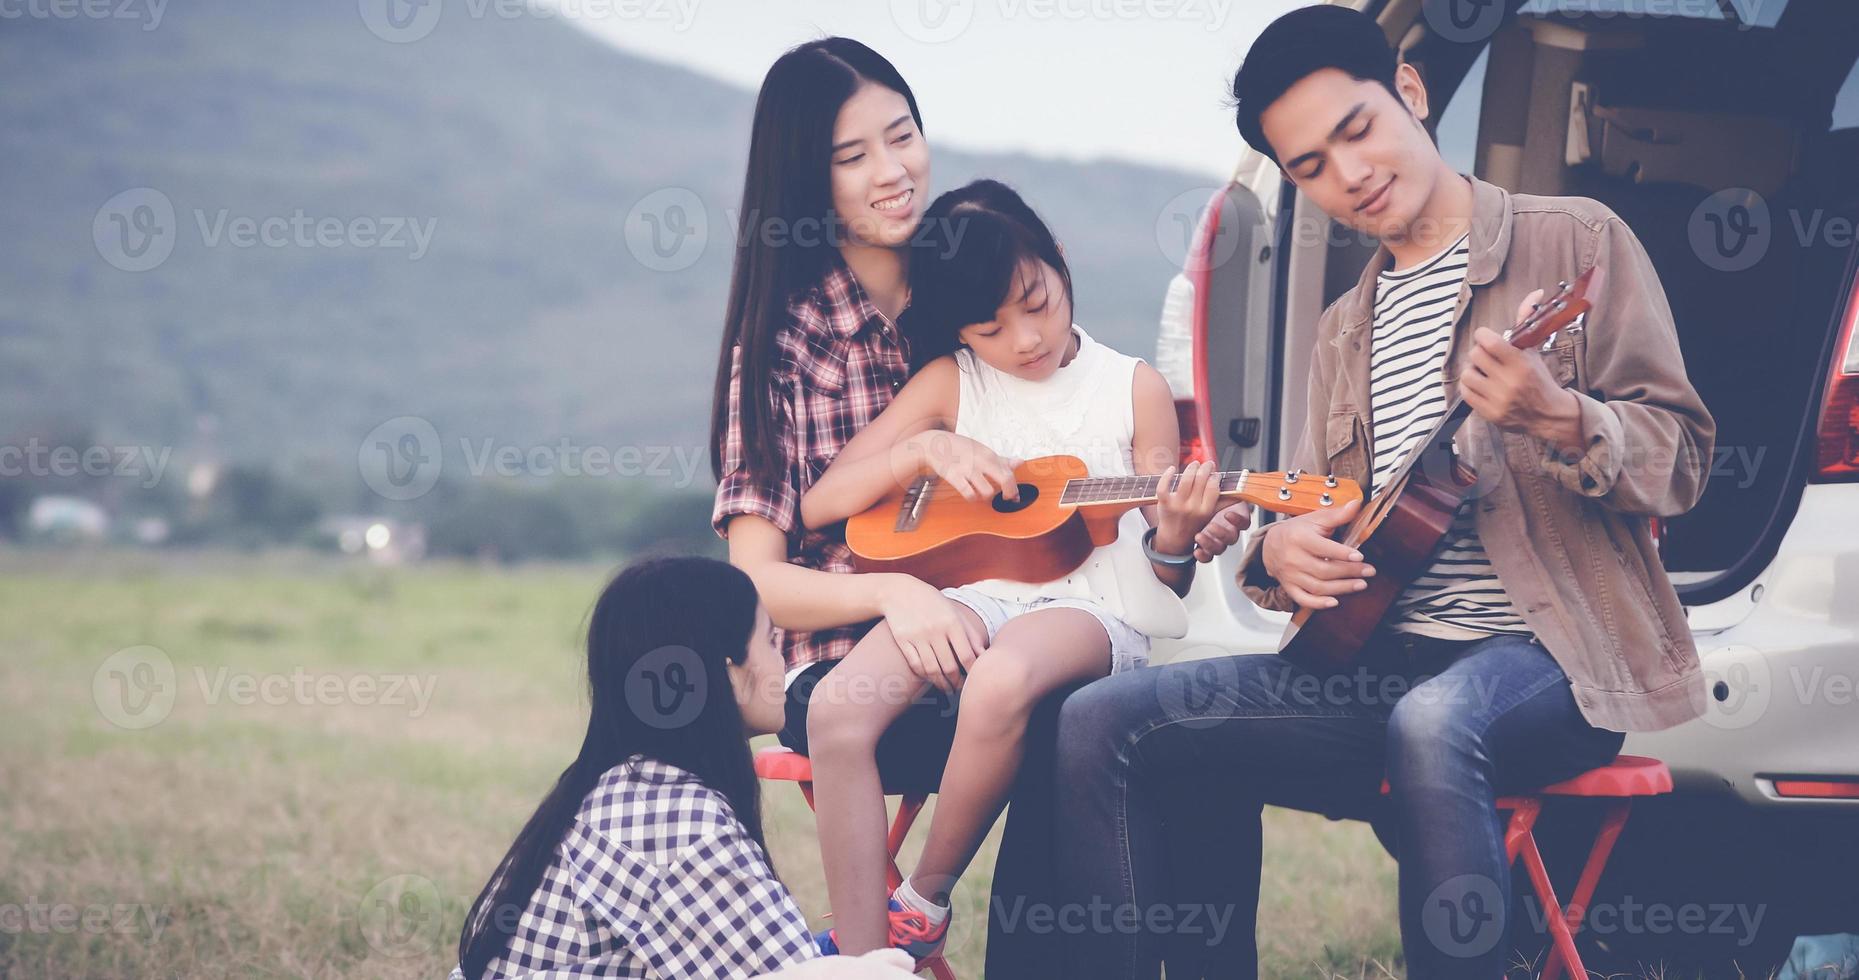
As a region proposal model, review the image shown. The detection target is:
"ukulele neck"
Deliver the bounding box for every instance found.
[1058,470,1342,509]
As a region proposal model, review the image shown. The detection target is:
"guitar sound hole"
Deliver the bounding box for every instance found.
[991,484,1038,513]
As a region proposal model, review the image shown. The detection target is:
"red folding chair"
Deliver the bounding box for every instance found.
[755,746,958,980]
[1384,754,1675,980]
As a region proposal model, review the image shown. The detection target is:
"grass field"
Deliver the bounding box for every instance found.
[0,550,1415,978]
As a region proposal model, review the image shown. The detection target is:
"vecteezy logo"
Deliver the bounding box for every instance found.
[623,188,708,273]
[94,188,178,272]
[358,416,442,501]
[890,0,974,44]
[1421,874,1504,958]
[625,645,707,730]
[1698,645,1771,731]
[1154,653,1241,730]
[1689,187,1771,272]
[1422,0,1506,44]
[1154,187,1245,274]
[358,874,443,957]
[359,0,442,43]
[93,645,177,730]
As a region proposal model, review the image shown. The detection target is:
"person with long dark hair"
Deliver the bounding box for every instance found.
[707,39,1249,971]
[450,557,915,980]
[798,178,1238,961]
[707,38,968,784]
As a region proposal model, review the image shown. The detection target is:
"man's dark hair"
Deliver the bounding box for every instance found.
[1231,4,1402,163]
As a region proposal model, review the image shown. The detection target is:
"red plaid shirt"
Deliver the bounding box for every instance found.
[711,262,909,668]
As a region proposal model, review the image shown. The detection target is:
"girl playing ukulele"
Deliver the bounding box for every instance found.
[799,179,1245,962]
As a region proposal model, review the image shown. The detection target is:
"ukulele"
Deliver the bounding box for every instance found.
[1277,267,1600,671]
[845,453,1364,589]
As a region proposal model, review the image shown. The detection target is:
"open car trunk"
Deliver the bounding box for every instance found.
[1401,0,1859,599]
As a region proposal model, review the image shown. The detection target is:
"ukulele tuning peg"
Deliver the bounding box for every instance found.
[1320,492,1333,506]
[1286,469,1301,483]
[1557,279,1569,290]
[1277,486,1292,501]
[1324,473,1338,488]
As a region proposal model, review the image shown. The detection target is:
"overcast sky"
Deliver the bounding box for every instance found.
[549,0,1310,179]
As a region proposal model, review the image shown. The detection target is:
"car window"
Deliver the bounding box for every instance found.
[1836,54,1859,129]
[1434,48,1488,174]
[1517,0,1788,28]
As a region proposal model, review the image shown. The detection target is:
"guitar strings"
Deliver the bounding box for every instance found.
[904,477,1332,503]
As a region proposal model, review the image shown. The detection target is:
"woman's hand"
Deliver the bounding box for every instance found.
[879,575,988,694]
[908,430,1020,504]
[1151,461,1223,557]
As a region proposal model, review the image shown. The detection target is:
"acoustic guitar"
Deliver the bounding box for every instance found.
[846,453,1363,589]
[1277,268,1600,671]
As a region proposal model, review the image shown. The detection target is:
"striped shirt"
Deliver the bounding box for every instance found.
[1369,234,1529,639]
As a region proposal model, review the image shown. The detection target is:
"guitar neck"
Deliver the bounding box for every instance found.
[1059,470,1347,512]
[1372,324,1577,498]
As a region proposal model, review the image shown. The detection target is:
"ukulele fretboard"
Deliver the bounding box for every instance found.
[875,463,1361,537]
[1057,470,1342,506]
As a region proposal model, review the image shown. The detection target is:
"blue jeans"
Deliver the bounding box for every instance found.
[1051,631,1624,979]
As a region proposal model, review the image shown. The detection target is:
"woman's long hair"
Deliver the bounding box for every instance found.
[456,557,767,979]
[708,38,924,486]
[899,179,1074,373]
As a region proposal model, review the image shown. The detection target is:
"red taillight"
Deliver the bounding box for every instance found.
[1812,273,1859,482]
[1177,399,1211,465]
[1771,778,1859,800]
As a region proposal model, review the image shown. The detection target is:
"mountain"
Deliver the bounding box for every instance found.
[0,0,1220,488]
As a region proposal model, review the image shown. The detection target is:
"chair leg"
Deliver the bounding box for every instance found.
[1503,798,1542,862]
[1538,801,1631,980]
[1564,802,1631,927]
[1518,831,1584,980]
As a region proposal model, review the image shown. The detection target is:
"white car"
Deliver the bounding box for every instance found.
[1150,0,1859,971]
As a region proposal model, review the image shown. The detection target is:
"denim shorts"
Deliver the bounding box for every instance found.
[940,586,1151,674]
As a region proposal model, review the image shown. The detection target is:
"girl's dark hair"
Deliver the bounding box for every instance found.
[708,38,925,485]
[899,179,1073,373]
[456,556,767,979]
[1230,4,1402,163]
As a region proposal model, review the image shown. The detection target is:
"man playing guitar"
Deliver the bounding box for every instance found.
[1051,7,1716,978]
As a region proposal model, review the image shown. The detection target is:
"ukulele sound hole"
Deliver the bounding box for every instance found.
[992,484,1039,513]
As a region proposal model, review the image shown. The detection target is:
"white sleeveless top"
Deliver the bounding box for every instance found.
[951,325,1188,639]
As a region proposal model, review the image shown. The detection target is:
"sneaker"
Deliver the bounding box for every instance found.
[885,897,949,962]
[813,900,948,962]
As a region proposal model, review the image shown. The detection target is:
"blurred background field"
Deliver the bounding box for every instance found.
[0,0,1224,563]
[1,2,1406,974]
[1,1,1823,977]
[0,549,1405,979]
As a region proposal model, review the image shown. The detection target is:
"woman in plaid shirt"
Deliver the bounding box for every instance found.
[452,557,915,980]
[707,41,970,810]
[706,39,1248,973]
